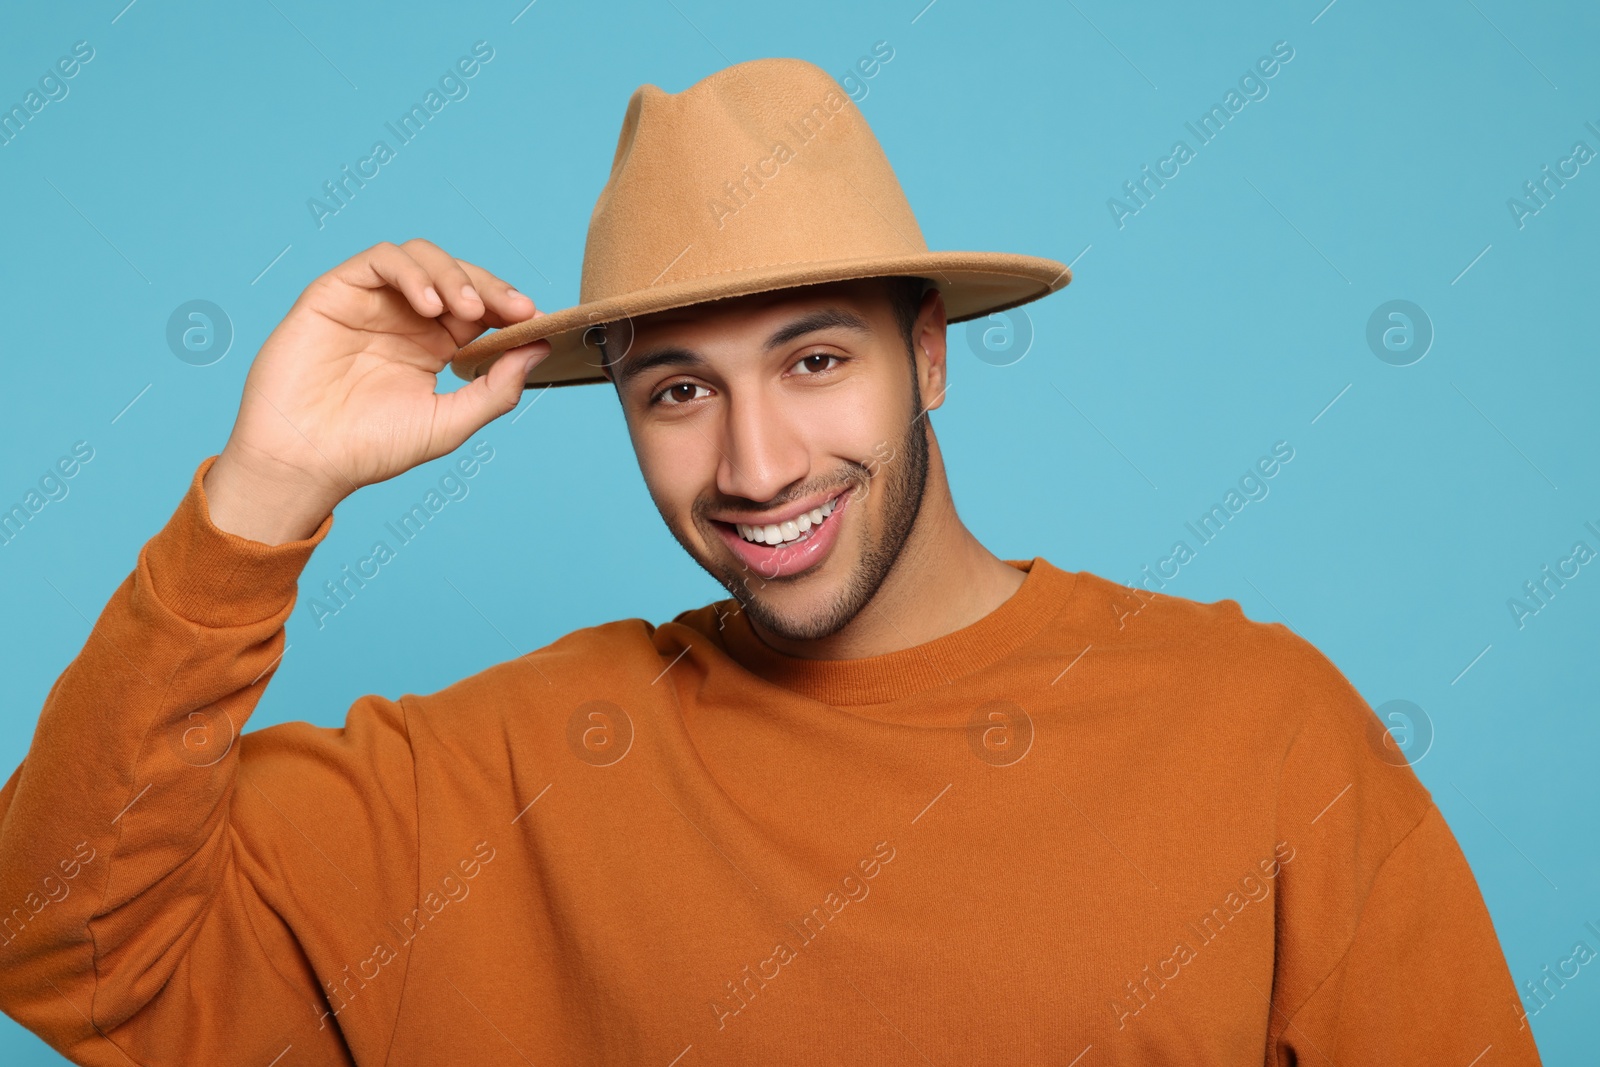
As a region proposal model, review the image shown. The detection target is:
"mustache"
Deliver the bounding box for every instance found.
[695,463,870,523]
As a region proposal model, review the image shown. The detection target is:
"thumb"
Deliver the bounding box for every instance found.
[432,342,551,453]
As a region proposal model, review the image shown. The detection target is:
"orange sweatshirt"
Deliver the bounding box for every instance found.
[0,455,1541,1066]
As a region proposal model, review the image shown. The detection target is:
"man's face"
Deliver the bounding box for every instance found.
[603,278,947,642]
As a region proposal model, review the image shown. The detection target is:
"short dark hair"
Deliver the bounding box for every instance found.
[599,275,930,383]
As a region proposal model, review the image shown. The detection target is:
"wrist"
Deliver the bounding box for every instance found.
[149,455,334,626]
[203,448,346,546]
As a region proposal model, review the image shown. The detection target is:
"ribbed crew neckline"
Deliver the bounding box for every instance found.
[712,557,1079,707]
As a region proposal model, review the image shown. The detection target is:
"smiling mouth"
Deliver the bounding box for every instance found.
[730,495,841,548]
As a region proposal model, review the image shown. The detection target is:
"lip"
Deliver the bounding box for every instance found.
[712,487,852,580]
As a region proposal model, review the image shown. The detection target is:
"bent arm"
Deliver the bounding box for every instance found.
[0,456,418,1065]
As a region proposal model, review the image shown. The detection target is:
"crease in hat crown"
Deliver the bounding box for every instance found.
[450,57,1071,388]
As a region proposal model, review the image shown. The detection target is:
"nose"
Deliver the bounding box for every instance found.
[713,388,810,506]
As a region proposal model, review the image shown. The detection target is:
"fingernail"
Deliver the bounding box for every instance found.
[423,286,441,308]
[507,287,530,302]
[462,284,481,304]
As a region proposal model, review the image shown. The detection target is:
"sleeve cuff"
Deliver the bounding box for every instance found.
[143,454,335,627]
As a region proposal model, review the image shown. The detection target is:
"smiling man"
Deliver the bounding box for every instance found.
[602,275,1018,656]
[0,58,1541,1066]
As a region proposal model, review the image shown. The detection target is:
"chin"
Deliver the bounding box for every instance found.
[718,527,903,644]
[738,578,861,642]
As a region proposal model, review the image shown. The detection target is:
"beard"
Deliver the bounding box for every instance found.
[671,374,931,644]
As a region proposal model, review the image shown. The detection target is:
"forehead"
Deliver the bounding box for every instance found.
[600,278,902,386]
[629,277,896,341]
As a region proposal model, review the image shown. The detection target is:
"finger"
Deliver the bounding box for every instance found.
[431,342,553,453]
[399,238,486,323]
[432,258,542,347]
[435,302,544,348]
[434,292,543,346]
[433,307,497,349]
[453,258,539,326]
[328,241,448,320]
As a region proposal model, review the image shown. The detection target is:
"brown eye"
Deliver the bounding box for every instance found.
[795,353,841,374]
[653,381,710,406]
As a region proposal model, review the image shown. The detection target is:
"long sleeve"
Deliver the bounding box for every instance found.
[1262,634,1542,1065]
[0,456,420,1066]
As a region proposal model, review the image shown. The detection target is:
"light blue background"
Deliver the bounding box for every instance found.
[2,0,1596,1061]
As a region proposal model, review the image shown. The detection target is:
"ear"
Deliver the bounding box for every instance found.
[913,287,949,414]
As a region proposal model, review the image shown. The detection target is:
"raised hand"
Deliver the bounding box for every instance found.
[203,239,548,544]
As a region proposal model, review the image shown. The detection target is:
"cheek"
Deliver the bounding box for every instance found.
[806,357,903,434]
[635,427,718,516]
[831,375,911,466]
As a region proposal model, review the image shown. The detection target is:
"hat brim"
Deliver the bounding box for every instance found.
[449,250,1071,389]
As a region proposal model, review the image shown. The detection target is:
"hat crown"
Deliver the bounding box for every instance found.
[447,56,1069,388]
[579,58,928,303]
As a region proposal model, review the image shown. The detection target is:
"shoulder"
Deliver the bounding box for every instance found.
[385,612,701,788]
[1072,569,1425,793]
[1068,569,1435,849]
[1071,569,1334,703]
[400,614,673,721]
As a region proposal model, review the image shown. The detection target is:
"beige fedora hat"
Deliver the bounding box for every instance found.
[449,57,1071,389]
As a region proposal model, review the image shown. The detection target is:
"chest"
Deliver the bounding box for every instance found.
[397,710,1284,1065]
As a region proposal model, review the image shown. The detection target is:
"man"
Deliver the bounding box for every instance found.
[0,58,1540,1065]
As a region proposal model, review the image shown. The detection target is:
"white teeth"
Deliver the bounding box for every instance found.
[735,496,839,546]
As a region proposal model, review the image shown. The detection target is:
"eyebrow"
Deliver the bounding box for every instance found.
[614,307,873,391]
